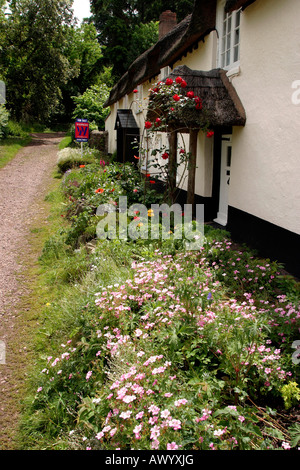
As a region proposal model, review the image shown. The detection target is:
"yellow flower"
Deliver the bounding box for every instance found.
[137,223,144,227]
[148,209,154,217]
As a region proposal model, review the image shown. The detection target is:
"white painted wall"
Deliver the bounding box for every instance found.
[228,0,300,234]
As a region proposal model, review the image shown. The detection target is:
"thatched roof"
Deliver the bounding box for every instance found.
[225,0,256,13]
[104,0,257,108]
[104,0,217,107]
[147,65,246,129]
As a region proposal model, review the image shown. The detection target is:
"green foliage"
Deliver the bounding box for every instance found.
[281,382,300,409]
[0,104,9,139]
[90,0,195,78]
[72,84,110,130]
[57,147,101,173]
[18,149,300,451]
[1,0,75,123]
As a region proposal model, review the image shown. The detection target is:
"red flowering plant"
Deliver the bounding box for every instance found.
[135,76,212,203]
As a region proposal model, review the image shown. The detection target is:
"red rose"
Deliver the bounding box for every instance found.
[133,89,138,93]
[155,118,162,127]
[206,131,214,138]
[145,121,152,129]
[194,96,203,110]
[175,76,183,84]
[181,80,187,88]
[162,152,169,160]
[173,94,180,102]
[165,78,173,85]
[186,91,194,98]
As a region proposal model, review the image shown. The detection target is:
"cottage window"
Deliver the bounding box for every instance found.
[217,2,241,70]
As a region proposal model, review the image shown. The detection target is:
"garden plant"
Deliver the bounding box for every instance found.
[18,143,300,451]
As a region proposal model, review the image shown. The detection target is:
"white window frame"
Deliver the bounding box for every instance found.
[216,0,241,71]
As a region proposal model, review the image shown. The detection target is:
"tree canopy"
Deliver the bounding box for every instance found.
[90,0,195,78]
[0,0,195,124]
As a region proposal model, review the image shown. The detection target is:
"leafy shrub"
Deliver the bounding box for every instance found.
[0,104,9,139]
[72,84,111,130]
[57,147,101,173]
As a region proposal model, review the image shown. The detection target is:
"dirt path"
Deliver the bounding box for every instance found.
[0,133,65,449]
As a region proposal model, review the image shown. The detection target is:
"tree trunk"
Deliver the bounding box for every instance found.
[168,130,177,204]
[187,129,198,208]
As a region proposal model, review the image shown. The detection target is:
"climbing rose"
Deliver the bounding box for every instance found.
[162,152,169,160]
[194,96,203,110]
[165,78,173,85]
[133,89,138,93]
[187,91,194,98]
[181,80,187,88]
[155,118,162,126]
[145,121,152,129]
[206,130,214,138]
[173,94,180,102]
[175,76,183,84]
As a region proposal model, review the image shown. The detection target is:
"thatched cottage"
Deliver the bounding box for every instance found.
[104,0,300,277]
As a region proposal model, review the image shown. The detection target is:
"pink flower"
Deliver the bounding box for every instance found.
[167,442,179,450]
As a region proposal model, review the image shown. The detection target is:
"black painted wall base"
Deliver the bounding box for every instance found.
[227,206,300,278]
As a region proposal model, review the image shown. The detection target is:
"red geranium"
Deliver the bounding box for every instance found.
[145,121,152,129]
[186,91,194,99]
[181,80,187,88]
[155,117,162,127]
[206,130,214,138]
[162,152,169,160]
[165,78,173,85]
[173,94,180,102]
[175,76,183,84]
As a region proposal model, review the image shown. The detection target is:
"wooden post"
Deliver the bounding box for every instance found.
[168,130,178,204]
[187,128,198,208]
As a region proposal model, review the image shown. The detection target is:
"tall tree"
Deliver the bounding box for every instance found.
[1,0,76,122]
[59,22,105,122]
[90,0,194,79]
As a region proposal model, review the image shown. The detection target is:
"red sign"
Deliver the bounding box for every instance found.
[75,119,89,142]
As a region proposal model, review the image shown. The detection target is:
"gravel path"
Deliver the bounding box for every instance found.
[0,133,65,448]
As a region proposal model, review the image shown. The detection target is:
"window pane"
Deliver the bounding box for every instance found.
[226,49,230,66]
[235,10,241,28]
[234,45,239,62]
[234,28,239,46]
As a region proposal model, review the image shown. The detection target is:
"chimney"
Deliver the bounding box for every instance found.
[159,11,177,39]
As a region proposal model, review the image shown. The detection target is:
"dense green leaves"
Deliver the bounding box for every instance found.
[90,0,194,78]
[1,0,75,122]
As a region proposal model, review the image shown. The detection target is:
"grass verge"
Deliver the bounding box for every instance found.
[0,136,32,169]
